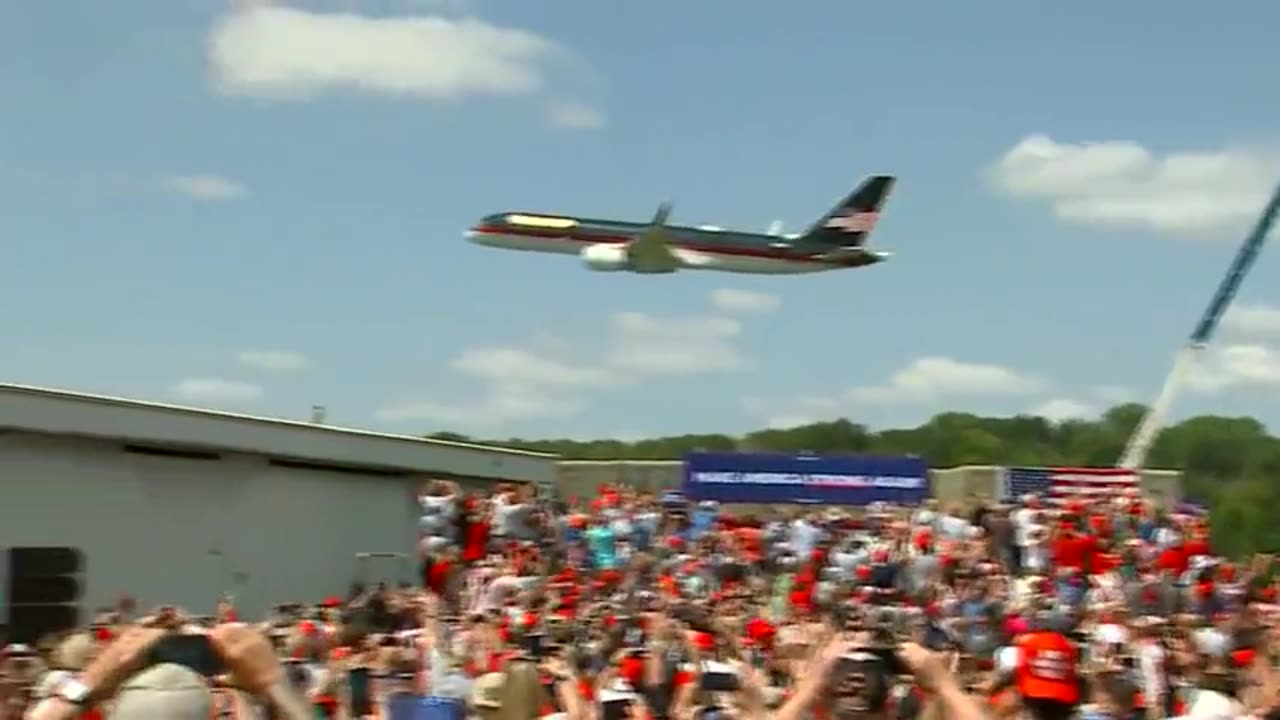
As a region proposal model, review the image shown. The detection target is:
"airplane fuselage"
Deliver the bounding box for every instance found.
[467,213,886,275]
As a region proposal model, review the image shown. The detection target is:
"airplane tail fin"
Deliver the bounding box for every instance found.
[801,175,895,248]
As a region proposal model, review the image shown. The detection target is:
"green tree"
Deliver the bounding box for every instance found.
[429,405,1280,556]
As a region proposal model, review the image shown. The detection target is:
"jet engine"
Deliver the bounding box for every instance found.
[580,244,629,271]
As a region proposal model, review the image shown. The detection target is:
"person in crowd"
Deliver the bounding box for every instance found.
[11,485,1280,720]
[420,481,462,555]
[24,618,311,720]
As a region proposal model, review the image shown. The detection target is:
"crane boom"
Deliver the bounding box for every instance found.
[1117,346,1202,470]
[1118,181,1280,470]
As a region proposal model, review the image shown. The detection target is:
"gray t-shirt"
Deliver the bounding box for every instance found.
[902,555,940,596]
[495,501,535,539]
[418,494,457,537]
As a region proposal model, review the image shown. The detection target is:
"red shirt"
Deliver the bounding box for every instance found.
[1091,552,1119,575]
[1087,513,1111,539]
[1052,533,1088,570]
[1184,538,1211,558]
[427,559,452,594]
[1157,545,1189,576]
[487,650,511,673]
[463,519,490,562]
[735,527,764,562]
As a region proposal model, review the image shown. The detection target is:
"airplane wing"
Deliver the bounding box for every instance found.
[625,201,682,273]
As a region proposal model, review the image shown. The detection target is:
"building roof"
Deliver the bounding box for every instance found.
[0,383,556,484]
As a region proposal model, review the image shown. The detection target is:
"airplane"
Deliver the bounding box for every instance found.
[465,175,896,275]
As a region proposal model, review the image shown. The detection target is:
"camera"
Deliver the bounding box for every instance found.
[699,660,741,692]
[830,651,892,719]
[524,631,548,658]
[145,634,226,677]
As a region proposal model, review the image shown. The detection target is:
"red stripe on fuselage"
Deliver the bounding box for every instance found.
[469,225,871,267]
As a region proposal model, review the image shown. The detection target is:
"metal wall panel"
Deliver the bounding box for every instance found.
[0,432,420,619]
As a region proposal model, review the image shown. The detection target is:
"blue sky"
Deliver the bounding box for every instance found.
[3,0,1280,440]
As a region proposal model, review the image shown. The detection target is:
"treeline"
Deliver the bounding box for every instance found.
[430,403,1280,556]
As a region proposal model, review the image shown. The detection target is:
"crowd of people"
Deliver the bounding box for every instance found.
[2,479,1277,720]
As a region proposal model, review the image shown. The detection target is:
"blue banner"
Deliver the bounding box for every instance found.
[683,452,929,505]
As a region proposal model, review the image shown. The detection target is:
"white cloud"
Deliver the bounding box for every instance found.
[378,344,611,427]
[167,174,246,200]
[236,350,307,373]
[170,378,263,405]
[1187,343,1280,393]
[375,384,582,426]
[1032,398,1095,422]
[1029,386,1136,423]
[453,347,615,388]
[848,356,1044,405]
[606,311,747,376]
[544,100,605,130]
[741,394,842,429]
[988,134,1277,236]
[1223,302,1280,337]
[746,366,1132,429]
[710,288,781,315]
[765,415,818,430]
[379,291,757,429]
[208,6,576,103]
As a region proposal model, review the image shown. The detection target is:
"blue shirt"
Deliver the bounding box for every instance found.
[689,510,717,540]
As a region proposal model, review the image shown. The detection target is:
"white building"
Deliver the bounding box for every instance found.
[0,384,555,621]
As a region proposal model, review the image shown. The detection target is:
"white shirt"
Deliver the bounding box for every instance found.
[1091,623,1129,661]
[478,575,520,612]
[937,514,970,540]
[1024,530,1049,572]
[429,647,473,700]
[1154,527,1182,548]
[1191,627,1230,657]
[789,520,819,557]
[1137,641,1167,704]
[912,509,937,527]
[1185,689,1243,720]
[490,495,511,534]
[610,512,633,538]
[1013,508,1036,546]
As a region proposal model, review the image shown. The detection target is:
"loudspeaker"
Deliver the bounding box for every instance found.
[10,546,82,578]
[11,575,80,604]
[6,547,84,644]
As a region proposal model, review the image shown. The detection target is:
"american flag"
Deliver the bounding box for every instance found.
[824,211,879,233]
[1002,466,1139,502]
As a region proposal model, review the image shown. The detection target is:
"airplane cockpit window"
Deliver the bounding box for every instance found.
[505,214,578,229]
